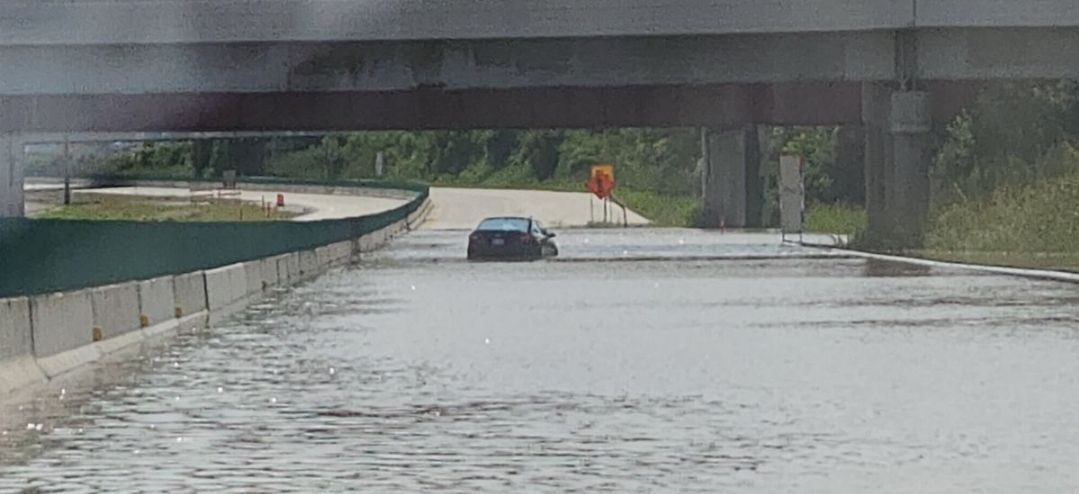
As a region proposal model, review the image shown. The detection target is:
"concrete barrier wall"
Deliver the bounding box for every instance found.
[243,261,263,296]
[277,253,298,285]
[330,240,353,265]
[358,233,378,253]
[138,276,175,327]
[260,257,281,289]
[173,271,207,318]
[0,297,32,362]
[407,198,432,228]
[315,245,333,268]
[287,252,302,280]
[29,290,100,378]
[314,241,350,267]
[90,283,142,341]
[0,297,43,394]
[358,226,397,254]
[2,193,432,396]
[205,263,247,310]
[299,250,319,280]
[323,243,341,266]
[30,290,94,358]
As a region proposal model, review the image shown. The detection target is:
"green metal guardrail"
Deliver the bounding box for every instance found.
[0,180,428,298]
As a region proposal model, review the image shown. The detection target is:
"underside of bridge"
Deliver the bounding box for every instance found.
[0,80,978,245]
[0,81,979,133]
[5,0,1079,245]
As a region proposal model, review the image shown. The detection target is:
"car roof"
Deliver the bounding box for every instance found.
[481,216,529,221]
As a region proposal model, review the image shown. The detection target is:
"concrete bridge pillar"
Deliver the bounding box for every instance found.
[833,124,866,205]
[0,135,25,218]
[862,83,931,247]
[700,126,765,228]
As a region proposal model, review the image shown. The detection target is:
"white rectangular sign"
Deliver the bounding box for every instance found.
[779,154,805,235]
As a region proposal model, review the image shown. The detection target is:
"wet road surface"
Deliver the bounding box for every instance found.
[3,229,1079,492]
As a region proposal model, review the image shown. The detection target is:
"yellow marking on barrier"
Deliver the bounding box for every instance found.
[175,307,183,318]
[139,315,150,328]
[92,327,103,342]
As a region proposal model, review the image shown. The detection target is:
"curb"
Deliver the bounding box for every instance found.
[801,242,1079,284]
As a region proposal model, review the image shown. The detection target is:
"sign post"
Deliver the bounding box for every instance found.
[374,151,385,177]
[779,154,805,243]
[62,136,71,205]
[586,164,616,224]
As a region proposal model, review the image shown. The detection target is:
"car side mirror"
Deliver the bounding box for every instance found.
[546,232,556,238]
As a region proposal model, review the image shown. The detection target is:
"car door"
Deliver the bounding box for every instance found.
[531,220,545,244]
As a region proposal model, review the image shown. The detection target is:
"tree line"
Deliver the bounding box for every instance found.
[44,80,1079,227]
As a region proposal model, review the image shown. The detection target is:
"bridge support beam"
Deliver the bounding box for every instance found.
[0,134,25,218]
[834,124,866,205]
[700,125,765,228]
[862,84,931,248]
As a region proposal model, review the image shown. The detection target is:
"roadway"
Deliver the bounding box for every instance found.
[4,224,1079,491]
[5,186,1079,491]
[422,187,650,230]
[26,182,651,227]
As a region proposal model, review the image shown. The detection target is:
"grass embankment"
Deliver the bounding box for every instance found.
[919,172,1079,271]
[39,193,298,222]
[613,190,699,227]
[794,178,1079,272]
[804,203,866,237]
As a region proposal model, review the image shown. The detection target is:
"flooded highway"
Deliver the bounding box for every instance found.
[3,229,1079,492]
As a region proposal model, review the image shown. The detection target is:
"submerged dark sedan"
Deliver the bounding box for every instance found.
[467,217,559,260]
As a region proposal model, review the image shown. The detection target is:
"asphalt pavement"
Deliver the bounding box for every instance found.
[421,187,650,230]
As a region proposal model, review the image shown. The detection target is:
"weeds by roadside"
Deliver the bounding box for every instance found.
[804,203,866,237]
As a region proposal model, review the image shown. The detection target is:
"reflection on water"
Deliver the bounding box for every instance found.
[862,258,935,277]
[3,230,1079,492]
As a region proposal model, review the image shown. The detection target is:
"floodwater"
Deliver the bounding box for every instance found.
[3,229,1079,492]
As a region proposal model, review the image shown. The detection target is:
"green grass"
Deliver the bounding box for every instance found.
[804,203,866,236]
[912,250,1079,272]
[908,170,1079,270]
[926,172,1079,254]
[39,194,298,222]
[612,190,699,227]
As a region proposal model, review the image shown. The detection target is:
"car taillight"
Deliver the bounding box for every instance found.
[519,233,533,244]
[469,233,482,242]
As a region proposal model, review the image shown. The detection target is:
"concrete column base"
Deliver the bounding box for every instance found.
[700,125,765,228]
[834,124,866,205]
[0,134,25,218]
[862,85,931,248]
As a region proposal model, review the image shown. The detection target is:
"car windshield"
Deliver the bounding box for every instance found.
[476,218,530,232]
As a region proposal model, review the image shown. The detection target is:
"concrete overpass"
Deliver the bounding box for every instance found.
[3,0,1079,244]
